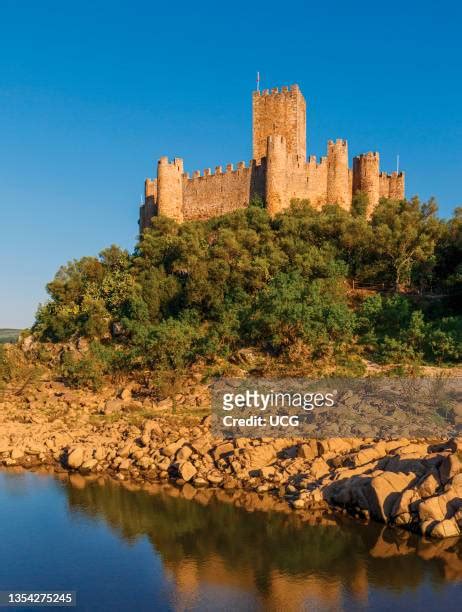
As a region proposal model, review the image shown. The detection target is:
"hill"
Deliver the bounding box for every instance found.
[0,329,21,344]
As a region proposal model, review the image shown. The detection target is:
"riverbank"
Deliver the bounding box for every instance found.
[1,378,462,540]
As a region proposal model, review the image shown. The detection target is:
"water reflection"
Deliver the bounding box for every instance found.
[61,473,462,611]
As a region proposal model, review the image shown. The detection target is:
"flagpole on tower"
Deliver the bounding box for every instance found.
[256,71,260,92]
[396,154,400,174]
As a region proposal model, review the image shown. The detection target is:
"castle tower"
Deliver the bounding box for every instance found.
[353,152,380,214]
[157,157,184,223]
[389,172,405,200]
[265,135,288,216]
[327,139,350,209]
[252,85,306,161]
[139,178,158,231]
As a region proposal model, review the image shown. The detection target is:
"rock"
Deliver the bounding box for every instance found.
[10,448,24,460]
[81,459,98,472]
[176,445,193,462]
[292,498,306,509]
[367,471,416,521]
[94,447,107,461]
[391,488,420,526]
[297,441,317,460]
[351,445,385,468]
[161,438,186,457]
[157,457,171,471]
[223,476,239,489]
[242,444,276,471]
[67,447,85,469]
[118,443,133,459]
[190,435,212,456]
[430,518,460,539]
[212,442,234,462]
[417,471,440,498]
[207,471,223,485]
[310,457,330,479]
[419,488,462,523]
[119,459,131,471]
[439,454,462,484]
[143,420,163,437]
[177,461,197,482]
[259,466,276,479]
[318,438,351,456]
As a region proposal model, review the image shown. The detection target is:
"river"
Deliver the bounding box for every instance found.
[1,470,462,611]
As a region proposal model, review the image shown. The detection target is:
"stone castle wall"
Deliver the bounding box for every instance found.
[139,84,405,230]
[182,161,266,221]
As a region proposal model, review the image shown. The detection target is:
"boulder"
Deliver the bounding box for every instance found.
[207,471,224,485]
[176,445,193,462]
[430,518,460,539]
[177,461,197,482]
[259,466,276,479]
[350,446,384,468]
[94,447,107,461]
[212,442,234,462]
[81,459,98,472]
[67,447,85,469]
[367,471,416,521]
[297,441,318,460]
[418,490,457,522]
[161,438,186,457]
[190,435,213,456]
[439,454,462,484]
[10,447,24,461]
[143,420,163,438]
[242,445,276,471]
[310,457,330,479]
[118,443,133,459]
[119,458,131,471]
[391,488,420,526]
[318,438,351,456]
[417,471,440,498]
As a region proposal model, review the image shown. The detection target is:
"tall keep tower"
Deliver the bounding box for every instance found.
[252,85,306,161]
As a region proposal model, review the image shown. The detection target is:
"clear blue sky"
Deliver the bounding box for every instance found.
[1,0,461,328]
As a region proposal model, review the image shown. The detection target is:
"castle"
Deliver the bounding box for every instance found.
[139,84,405,230]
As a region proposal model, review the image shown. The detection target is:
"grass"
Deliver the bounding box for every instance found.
[0,329,21,344]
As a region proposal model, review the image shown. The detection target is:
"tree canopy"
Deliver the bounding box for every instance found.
[33,197,462,386]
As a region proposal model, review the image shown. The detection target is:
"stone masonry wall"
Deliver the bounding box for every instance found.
[182,161,265,221]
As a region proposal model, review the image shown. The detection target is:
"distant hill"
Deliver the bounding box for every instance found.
[0,329,21,344]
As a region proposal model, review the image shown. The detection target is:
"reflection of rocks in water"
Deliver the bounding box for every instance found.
[61,475,462,610]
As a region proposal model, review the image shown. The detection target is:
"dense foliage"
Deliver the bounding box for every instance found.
[33,197,462,386]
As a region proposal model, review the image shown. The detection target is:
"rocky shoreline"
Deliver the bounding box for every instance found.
[1,379,462,539]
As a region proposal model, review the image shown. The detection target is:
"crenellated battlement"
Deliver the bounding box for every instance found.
[184,158,265,183]
[253,84,299,98]
[139,82,405,230]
